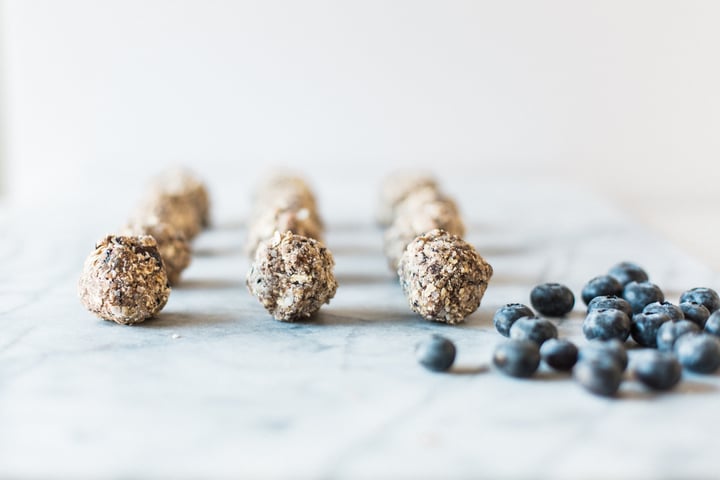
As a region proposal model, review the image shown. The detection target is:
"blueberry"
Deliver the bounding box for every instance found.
[492,340,541,378]
[706,311,720,337]
[622,281,664,314]
[509,316,558,345]
[587,295,633,318]
[493,303,534,337]
[574,357,623,397]
[583,308,631,341]
[579,339,628,372]
[630,312,671,348]
[631,350,682,391]
[674,333,720,374]
[581,275,623,305]
[416,335,456,372]
[679,302,710,328]
[540,339,578,371]
[530,283,575,317]
[643,301,684,322]
[608,261,649,286]
[656,320,700,352]
[679,287,720,313]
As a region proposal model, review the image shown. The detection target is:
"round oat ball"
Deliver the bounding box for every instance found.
[399,229,493,324]
[122,221,192,285]
[383,196,465,271]
[245,206,323,258]
[376,171,438,226]
[149,167,211,228]
[247,231,337,321]
[133,192,203,240]
[396,186,458,217]
[78,235,171,325]
[251,174,320,222]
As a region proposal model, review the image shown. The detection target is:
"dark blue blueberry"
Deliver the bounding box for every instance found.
[583,308,631,341]
[509,316,558,345]
[492,340,541,378]
[493,303,534,337]
[643,301,684,322]
[623,281,664,314]
[608,261,649,286]
[416,335,456,372]
[530,283,575,317]
[706,310,720,337]
[579,339,628,372]
[674,333,720,374]
[631,350,682,391]
[574,357,623,397]
[587,295,633,318]
[539,338,578,371]
[581,275,623,305]
[680,287,720,313]
[679,302,710,328]
[656,320,700,352]
[630,312,671,348]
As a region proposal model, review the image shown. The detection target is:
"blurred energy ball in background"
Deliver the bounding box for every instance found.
[1,0,719,266]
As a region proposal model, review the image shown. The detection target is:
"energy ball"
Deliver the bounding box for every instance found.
[148,167,211,227]
[398,229,493,324]
[255,172,317,201]
[121,221,192,285]
[251,174,320,224]
[78,235,171,325]
[383,193,466,271]
[247,231,337,322]
[396,186,459,217]
[376,171,438,226]
[132,192,203,240]
[245,206,323,258]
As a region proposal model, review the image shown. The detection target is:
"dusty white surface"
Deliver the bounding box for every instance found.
[0,177,718,479]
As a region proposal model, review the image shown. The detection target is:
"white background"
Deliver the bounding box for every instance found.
[1,0,720,261]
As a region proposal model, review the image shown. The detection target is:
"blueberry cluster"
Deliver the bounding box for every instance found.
[490,296,633,396]
[524,262,720,395]
[417,261,720,398]
[581,264,720,386]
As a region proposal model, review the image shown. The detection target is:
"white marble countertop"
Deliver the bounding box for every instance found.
[1,177,718,479]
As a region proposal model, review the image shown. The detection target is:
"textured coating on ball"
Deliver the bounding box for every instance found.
[398,229,493,324]
[247,232,337,322]
[78,235,170,325]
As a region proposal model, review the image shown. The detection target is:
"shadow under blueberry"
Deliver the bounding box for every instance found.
[138,312,237,329]
[675,380,717,393]
[449,365,490,375]
[533,370,573,382]
[618,388,665,400]
[618,379,716,400]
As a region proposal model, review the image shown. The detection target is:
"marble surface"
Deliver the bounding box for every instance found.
[1,177,719,479]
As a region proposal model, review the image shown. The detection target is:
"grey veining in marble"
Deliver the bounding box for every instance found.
[0,177,718,479]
